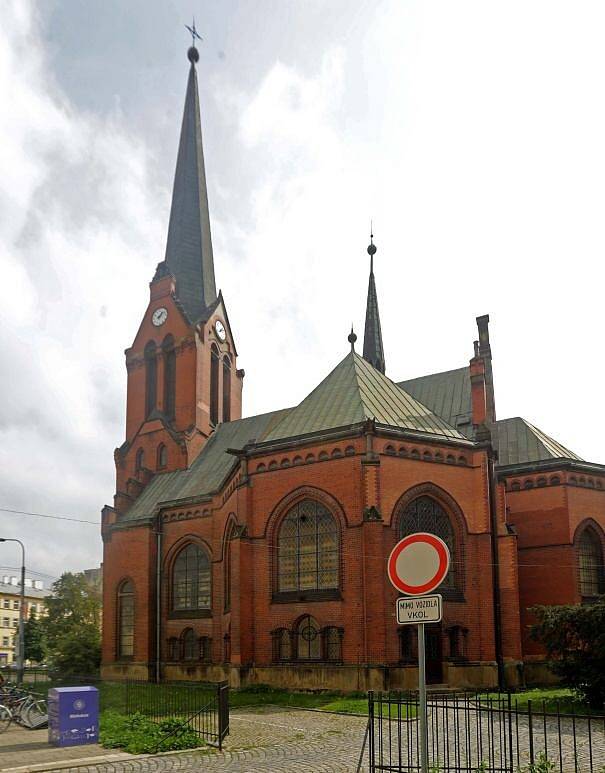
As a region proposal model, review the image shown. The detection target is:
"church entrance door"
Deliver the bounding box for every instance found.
[424,624,443,684]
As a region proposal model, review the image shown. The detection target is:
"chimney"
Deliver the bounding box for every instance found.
[470,342,488,428]
[476,314,496,423]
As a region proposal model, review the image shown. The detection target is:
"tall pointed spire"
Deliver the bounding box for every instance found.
[362,232,386,374]
[163,42,217,322]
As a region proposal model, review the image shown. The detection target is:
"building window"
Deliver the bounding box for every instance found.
[117,580,134,659]
[172,544,211,611]
[399,627,417,663]
[447,625,467,660]
[322,626,343,662]
[12,601,18,610]
[157,443,168,469]
[144,341,157,418]
[578,528,605,598]
[295,615,321,660]
[2,618,9,628]
[2,600,8,609]
[210,344,219,425]
[199,635,212,662]
[12,620,17,628]
[272,628,291,662]
[182,628,197,660]
[2,637,8,647]
[162,335,176,420]
[167,637,179,661]
[399,496,456,592]
[277,499,339,595]
[135,448,144,473]
[222,356,231,423]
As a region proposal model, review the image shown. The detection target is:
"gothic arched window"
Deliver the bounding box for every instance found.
[577,527,605,598]
[210,344,219,425]
[135,448,144,473]
[172,544,211,611]
[157,443,167,469]
[162,335,176,420]
[144,341,157,418]
[295,615,321,660]
[117,580,134,659]
[222,355,231,423]
[399,495,457,593]
[277,499,339,596]
[182,628,197,660]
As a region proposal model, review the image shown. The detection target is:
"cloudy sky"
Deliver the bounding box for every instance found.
[1,0,604,581]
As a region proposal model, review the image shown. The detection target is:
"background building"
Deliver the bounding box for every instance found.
[101,44,605,689]
[0,576,48,666]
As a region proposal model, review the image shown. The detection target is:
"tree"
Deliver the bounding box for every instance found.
[530,601,605,709]
[41,572,101,675]
[24,610,46,664]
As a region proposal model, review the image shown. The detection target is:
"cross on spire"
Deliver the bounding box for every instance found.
[185,19,202,47]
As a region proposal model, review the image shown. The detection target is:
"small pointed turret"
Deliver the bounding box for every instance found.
[362,233,386,374]
[163,44,217,322]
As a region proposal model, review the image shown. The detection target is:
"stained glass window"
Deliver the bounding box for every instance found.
[399,496,455,589]
[222,356,231,423]
[145,341,157,417]
[277,500,339,593]
[182,628,197,660]
[210,344,219,425]
[162,335,176,420]
[578,528,604,598]
[117,580,134,658]
[172,544,211,611]
[323,626,342,662]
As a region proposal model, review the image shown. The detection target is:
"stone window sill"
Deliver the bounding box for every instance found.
[271,589,342,604]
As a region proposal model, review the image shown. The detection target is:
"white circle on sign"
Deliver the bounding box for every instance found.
[387,532,450,595]
[395,541,440,588]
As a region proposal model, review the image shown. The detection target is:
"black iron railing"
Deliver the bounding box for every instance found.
[366,691,605,772]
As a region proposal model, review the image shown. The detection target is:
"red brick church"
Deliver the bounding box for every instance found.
[101,44,605,690]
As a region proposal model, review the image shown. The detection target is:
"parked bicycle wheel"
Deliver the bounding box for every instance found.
[25,699,47,727]
[0,704,12,733]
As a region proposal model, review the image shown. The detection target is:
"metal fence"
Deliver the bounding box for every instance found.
[367,691,605,772]
[0,669,229,750]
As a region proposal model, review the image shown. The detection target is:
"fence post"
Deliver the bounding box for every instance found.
[368,690,375,772]
[527,699,534,765]
[218,680,229,750]
[507,692,514,773]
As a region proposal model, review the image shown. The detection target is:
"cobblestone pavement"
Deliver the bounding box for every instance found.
[1,707,370,773]
[3,702,604,772]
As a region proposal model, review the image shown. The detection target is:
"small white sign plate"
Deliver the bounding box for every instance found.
[396,594,442,625]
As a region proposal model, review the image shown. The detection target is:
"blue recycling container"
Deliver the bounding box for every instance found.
[48,686,99,746]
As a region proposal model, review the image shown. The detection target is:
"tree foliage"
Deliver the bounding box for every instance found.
[24,610,46,663]
[530,601,605,709]
[42,572,101,675]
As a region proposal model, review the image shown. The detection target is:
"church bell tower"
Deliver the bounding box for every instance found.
[112,44,243,515]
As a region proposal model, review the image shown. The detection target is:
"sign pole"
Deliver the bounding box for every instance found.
[418,622,429,773]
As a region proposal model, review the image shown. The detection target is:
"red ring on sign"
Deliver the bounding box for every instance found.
[387,532,450,595]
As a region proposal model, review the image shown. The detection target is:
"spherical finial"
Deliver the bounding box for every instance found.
[188,46,200,64]
[367,240,377,256]
[348,326,357,350]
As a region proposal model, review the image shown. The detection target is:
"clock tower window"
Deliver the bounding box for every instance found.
[144,341,157,418]
[162,335,176,420]
[210,344,220,426]
[222,355,231,423]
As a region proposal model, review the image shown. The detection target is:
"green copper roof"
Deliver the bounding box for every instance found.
[164,55,217,323]
[122,408,290,522]
[265,351,464,442]
[494,417,583,467]
[399,367,473,438]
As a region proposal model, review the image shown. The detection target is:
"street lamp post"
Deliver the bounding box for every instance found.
[0,539,25,683]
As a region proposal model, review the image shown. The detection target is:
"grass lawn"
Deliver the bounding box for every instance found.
[483,688,596,716]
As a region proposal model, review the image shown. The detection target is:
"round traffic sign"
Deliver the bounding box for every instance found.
[387,532,450,596]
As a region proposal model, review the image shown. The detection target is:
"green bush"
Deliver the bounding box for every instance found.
[100,711,204,754]
[530,601,605,709]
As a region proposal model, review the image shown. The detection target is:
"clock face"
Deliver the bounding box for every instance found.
[152,307,168,327]
[215,320,226,341]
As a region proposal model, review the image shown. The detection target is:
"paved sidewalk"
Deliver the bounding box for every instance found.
[1,707,370,773]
